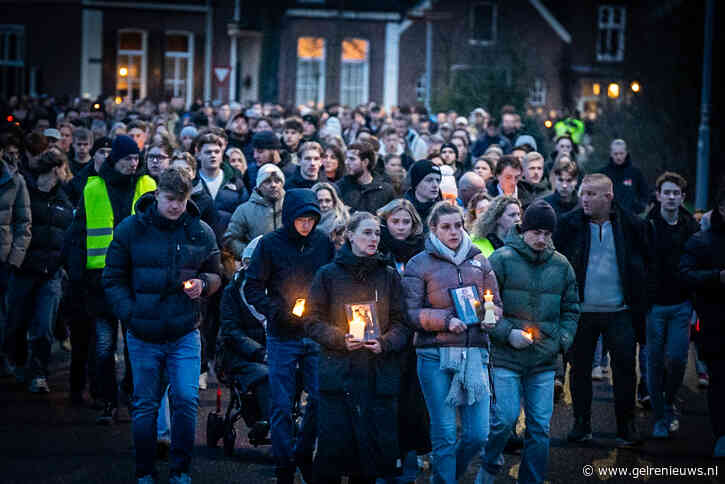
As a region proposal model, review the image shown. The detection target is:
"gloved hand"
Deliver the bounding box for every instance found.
[508,329,533,349]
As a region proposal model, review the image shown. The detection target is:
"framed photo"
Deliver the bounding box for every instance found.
[344,301,380,342]
[449,285,483,326]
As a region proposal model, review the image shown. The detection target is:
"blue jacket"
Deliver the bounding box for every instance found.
[245,189,335,340]
[102,193,221,342]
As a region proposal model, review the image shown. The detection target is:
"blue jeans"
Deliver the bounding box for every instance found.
[95,317,119,405]
[593,336,609,369]
[646,301,692,422]
[478,368,555,484]
[5,270,62,378]
[158,385,171,441]
[417,347,490,484]
[126,329,201,478]
[267,336,319,469]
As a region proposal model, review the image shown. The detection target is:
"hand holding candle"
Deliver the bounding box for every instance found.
[349,313,365,341]
[182,279,202,299]
[292,298,306,318]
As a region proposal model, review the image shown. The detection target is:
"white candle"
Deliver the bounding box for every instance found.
[482,290,497,328]
[349,315,365,340]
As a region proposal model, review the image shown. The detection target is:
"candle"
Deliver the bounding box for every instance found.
[523,330,533,342]
[292,299,306,317]
[349,313,365,340]
[482,289,497,328]
[183,280,193,290]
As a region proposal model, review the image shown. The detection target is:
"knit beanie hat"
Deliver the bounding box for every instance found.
[409,160,442,191]
[180,125,198,139]
[109,134,140,164]
[256,163,285,188]
[440,142,459,160]
[252,130,281,150]
[520,200,557,233]
[90,136,112,157]
[515,134,538,152]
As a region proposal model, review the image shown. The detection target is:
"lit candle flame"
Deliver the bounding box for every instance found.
[349,313,365,340]
[523,330,533,341]
[292,299,306,317]
[183,280,193,290]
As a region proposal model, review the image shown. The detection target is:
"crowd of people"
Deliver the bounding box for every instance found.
[1,94,724,484]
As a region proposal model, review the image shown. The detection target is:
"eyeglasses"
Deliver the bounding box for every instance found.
[147,154,169,162]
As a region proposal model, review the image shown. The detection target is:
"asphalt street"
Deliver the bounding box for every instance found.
[1,342,722,484]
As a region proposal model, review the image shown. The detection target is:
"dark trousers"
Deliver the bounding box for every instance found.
[704,357,725,439]
[96,317,119,406]
[68,281,96,394]
[571,311,636,434]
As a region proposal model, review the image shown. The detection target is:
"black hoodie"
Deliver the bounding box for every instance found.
[245,188,335,339]
[601,155,649,214]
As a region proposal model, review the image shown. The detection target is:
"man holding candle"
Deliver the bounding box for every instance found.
[478,200,580,484]
[102,167,222,483]
[244,188,335,484]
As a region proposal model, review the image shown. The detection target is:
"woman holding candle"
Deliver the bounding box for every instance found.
[305,212,410,484]
[402,201,502,484]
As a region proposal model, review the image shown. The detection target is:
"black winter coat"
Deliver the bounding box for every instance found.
[336,174,395,214]
[403,189,440,228]
[542,191,579,217]
[245,189,335,340]
[554,204,651,314]
[305,244,410,478]
[200,165,249,236]
[102,193,221,342]
[67,161,97,206]
[284,167,320,190]
[679,208,725,358]
[190,180,220,239]
[218,270,268,392]
[600,156,649,215]
[19,179,73,277]
[486,179,535,209]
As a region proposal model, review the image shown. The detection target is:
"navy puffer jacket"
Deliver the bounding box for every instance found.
[102,193,221,343]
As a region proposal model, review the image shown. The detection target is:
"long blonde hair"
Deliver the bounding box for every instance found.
[473,196,520,239]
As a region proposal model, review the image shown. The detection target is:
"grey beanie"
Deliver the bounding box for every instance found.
[180,125,198,139]
[256,163,285,188]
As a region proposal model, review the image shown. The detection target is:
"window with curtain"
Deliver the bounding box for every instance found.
[340,38,369,107]
[296,37,325,107]
[165,32,193,106]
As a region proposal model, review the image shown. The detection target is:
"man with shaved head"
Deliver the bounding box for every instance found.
[458,171,485,208]
[554,174,651,448]
[601,139,649,215]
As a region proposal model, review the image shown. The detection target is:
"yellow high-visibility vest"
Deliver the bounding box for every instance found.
[472,237,495,258]
[84,175,156,269]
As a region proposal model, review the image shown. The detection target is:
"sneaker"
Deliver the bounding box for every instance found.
[568,418,593,443]
[554,379,565,403]
[591,366,603,381]
[698,373,710,388]
[639,394,652,410]
[668,418,680,433]
[169,474,191,484]
[651,420,669,439]
[28,377,50,393]
[96,402,117,425]
[198,372,208,390]
[61,337,72,352]
[616,420,643,447]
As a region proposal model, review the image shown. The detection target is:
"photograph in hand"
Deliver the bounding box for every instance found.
[449,285,484,325]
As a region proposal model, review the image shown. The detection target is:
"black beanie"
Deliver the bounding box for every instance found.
[521,200,557,233]
[109,134,140,165]
[440,142,459,160]
[252,130,282,150]
[409,160,442,190]
[91,136,112,157]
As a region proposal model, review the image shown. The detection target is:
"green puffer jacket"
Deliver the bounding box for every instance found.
[488,227,580,374]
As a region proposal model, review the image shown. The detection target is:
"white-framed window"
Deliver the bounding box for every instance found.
[340,38,369,107]
[596,5,626,62]
[528,78,547,106]
[0,25,25,98]
[296,37,325,108]
[117,29,147,103]
[165,31,194,108]
[416,74,426,103]
[469,2,497,46]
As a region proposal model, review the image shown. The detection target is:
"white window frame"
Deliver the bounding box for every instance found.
[295,37,326,108]
[0,25,24,67]
[340,38,369,107]
[596,5,626,62]
[469,2,497,46]
[164,30,194,108]
[117,29,147,103]
[528,78,547,106]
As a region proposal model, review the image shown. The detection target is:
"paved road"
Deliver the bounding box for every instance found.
[1,343,722,483]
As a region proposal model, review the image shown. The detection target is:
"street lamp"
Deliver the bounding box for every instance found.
[631,81,641,93]
[119,66,128,77]
[607,83,620,98]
